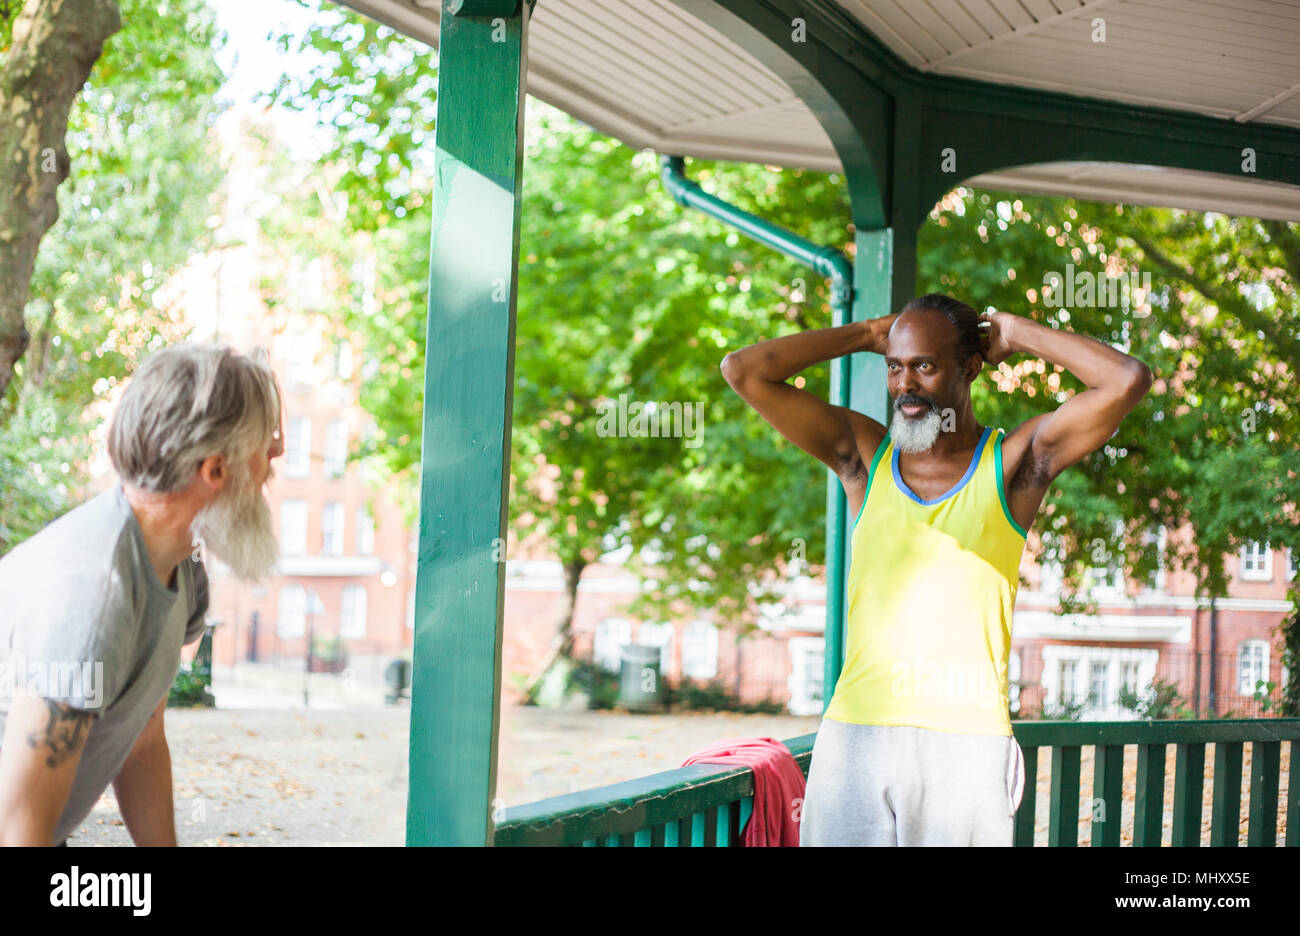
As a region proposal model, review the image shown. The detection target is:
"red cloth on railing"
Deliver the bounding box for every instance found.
[680,737,805,847]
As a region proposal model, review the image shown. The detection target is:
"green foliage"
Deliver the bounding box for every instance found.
[1,0,225,551]
[920,191,1300,608]
[1117,678,1194,719]
[167,663,214,708]
[271,4,1300,647]
[1277,581,1300,717]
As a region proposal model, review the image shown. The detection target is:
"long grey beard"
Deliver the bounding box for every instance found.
[191,462,280,584]
[891,406,943,454]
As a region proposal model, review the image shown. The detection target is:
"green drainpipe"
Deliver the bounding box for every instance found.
[659,154,852,712]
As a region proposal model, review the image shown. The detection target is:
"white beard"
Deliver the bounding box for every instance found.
[191,459,280,584]
[890,402,943,454]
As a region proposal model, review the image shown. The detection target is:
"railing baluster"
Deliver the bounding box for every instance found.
[1287,740,1299,848]
[665,819,680,847]
[1049,745,1081,847]
[739,795,754,840]
[650,823,666,846]
[716,803,731,847]
[1014,744,1038,847]
[1247,740,1281,847]
[1172,742,1206,847]
[605,833,620,846]
[633,829,652,847]
[1134,743,1167,847]
[582,838,596,847]
[728,798,743,846]
[1092,744,1124,847]
[703,806,719,846]
[1211,741,1244,847]
[690,812,706,847]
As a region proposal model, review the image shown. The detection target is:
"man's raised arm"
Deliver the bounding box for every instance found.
[983,311,1154,482]
[721,314,898,477]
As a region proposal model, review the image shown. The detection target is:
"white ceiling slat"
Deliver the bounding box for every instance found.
[534,4,744,120]
[336,0,1300,221]
[572,0,767,112]
[1106,7,1300,57]
[985,0,1040,30]
[902,0,981,54]
[925,0,996,45]
[961,46,1296,112]
[867,0,955,60]
[966,33,1300,94]
[621,0,791,104]
[923,0,1120,68]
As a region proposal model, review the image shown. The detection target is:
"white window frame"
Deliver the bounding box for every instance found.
[287,334,315,389]
[787,637,824,716]
[324,420,348,478]
[1041,645,1159,719]
[593,618,631,673]
[637,622,674,678]
[340,585,367,639]
[1239,541,1273,581]
[356,506,375,556]
[681,620,719,680]
[277,585,306,638]
[321,501,344,556]
[284,416,311,478]
[1238,640,1270,696]
[280,499,308,556]
[1286,547,1296,582]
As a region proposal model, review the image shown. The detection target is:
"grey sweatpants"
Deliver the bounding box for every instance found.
[799,718,1025,846]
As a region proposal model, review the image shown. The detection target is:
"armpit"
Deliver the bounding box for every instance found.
[1009,448,1055,493]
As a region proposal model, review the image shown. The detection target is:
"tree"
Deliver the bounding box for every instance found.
[0,0,226,551]
[0,0,121,398]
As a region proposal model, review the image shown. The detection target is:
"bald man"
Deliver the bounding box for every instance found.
[721,293,1153,845]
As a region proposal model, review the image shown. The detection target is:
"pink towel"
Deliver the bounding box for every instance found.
[680,737,806,846]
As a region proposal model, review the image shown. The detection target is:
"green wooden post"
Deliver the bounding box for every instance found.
[1048,745,1081,847]
[1172,742,1206,847]
[1013,743,1038,847]
[1210,741,1244,847]
[405,0,529,846]
[1246,740,1280,847]
[1133,743,1167,847]
[1091,744,1124,847]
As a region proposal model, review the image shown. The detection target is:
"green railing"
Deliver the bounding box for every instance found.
[494,719,1300,846]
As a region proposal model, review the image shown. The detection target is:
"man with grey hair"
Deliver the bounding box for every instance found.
[0,343,284,846]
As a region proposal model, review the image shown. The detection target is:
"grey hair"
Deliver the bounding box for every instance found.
[108,343,281,494]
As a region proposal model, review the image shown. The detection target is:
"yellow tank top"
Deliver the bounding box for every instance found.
[823,425,1029,736]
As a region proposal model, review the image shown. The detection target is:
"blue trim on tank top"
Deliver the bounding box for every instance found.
[892,425,992,506]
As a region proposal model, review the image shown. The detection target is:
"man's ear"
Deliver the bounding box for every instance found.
[196,453,229,493]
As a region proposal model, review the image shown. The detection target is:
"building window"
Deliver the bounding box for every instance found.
[593,618,631,673]
[1058,660,1079,706]
[1144,525,1168,592]
[637,622,674,677]
[1042,646,1159,719]
[1287,547,1296,582]
[787,637,824,716]
[324,420,347,478]
[340,585,367,639]
[1238,640,1269,696]
[406,588,415,631]
[287,335,315,389]
[682,620,719,680]
[280,500,308,555]
[334,339,353,380]
[284,417,311,477]
[356,507,375,555]
[321,501,344,556]
[1088,660,1110,711]
[277,585,306,638]
[1239,541,1272,581]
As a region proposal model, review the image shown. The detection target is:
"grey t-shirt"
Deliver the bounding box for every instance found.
[0,480,208,844]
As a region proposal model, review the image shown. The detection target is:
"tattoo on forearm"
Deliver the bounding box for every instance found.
[26,701,94,769]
